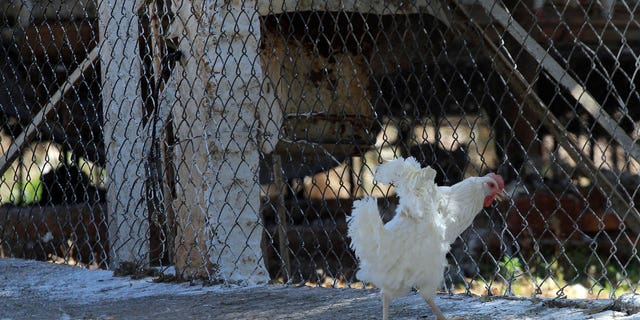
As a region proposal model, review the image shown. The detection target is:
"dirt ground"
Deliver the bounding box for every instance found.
[1,258,639,320]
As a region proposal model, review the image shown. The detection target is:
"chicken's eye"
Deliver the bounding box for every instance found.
[488,182,496,189]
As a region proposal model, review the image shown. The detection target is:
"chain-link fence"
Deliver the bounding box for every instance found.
[1,0,640,299]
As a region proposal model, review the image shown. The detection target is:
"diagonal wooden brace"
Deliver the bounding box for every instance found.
[0,46,99,177]
[446,0,640,234]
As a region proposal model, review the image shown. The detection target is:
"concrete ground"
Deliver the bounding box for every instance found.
[1,258,639,319]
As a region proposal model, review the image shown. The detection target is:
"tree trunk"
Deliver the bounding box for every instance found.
[169,0,268,284]
[98,0,148,268]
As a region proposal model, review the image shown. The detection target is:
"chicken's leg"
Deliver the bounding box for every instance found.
[381,290,391,320]
[420,292,447,320]
[426,298,447,320]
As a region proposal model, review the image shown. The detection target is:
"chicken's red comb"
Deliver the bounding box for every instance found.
[486,172,504,190]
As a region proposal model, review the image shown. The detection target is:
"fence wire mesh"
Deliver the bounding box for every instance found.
[1,0,640,299]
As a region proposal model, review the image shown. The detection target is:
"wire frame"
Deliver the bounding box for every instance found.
[0,0,639,298]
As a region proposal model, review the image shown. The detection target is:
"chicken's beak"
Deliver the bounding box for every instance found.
[495,190,508,202]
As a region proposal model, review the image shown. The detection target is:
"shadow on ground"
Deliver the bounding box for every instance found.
[0,258,638,319]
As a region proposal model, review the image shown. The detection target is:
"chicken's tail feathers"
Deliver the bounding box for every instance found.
[347,197,384,262]
[374,156,422,185]
[374,157,437,200]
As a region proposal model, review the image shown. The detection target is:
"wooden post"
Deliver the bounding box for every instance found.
[272,155,291,281]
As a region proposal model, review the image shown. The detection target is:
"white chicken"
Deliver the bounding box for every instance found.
[347,157,505,320]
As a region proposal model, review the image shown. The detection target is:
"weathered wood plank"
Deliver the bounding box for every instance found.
[0,204,108,266]
[259,0,449,24]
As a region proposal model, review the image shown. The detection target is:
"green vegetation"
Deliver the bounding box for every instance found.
[0,172,43,205]
[21,176,43,205]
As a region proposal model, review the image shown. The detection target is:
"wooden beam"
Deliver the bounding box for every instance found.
[0,203,108,266]
[258,0,450,24]
[0,46,99,177]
